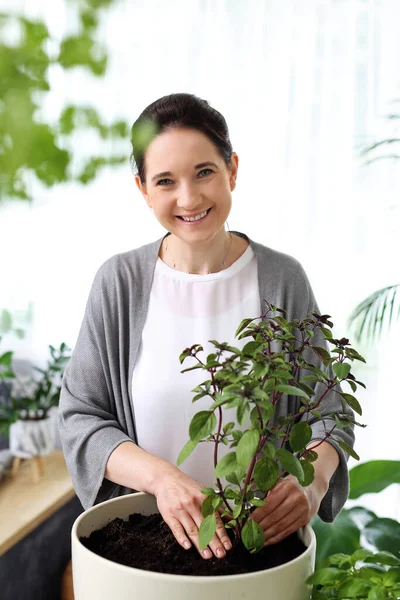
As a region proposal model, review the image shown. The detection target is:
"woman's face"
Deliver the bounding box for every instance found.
[135,127,238,244]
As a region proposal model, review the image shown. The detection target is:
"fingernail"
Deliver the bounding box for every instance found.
[202,549,212,559]
[216,548,225,558]
[183,541,191,549]
[224,541,232,551]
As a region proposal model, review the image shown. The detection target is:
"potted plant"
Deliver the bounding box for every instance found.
[71,302,366,600]
[0,340,71,459]
[308,459,400,598]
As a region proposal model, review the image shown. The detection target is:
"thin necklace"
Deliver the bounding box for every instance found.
[164,232,233,274]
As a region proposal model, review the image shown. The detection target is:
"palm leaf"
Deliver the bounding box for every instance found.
[347,284,400,344]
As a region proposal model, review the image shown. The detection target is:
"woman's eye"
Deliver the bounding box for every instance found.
[156,168,213,186]
[198,168,213,177]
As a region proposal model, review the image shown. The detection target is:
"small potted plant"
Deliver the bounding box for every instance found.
[71,302,366,600]
[0,340,71,461]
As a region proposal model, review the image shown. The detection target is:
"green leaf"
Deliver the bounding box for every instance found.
[307,567,348,586]
[351,548,373,563]
[237,401,249,425]
[253,458,279,492]
[236,430,260,469]
[338,440,360,461]
[235,318,254,338]
[337,578,372,597]
[274,384,310,400]
[333,362,352,380]
[289,422,312,452]
[242,341,263,357]
[299,460,314,486]
[223,421,235,435]
[311,346,331,364]
[179,349,192,364]
[349,460,400,499]
[276,448,304,481]
[212,496,222,511]
[201,495,215,517]
[250,497,265,507]
[321,326,333,339]
[364,518,400,555]
[303,449,319,462]
[383,567,400,586]
[225,466,246,485]
[199,513,216,550]
[340,393,362,416]
[252,362,270,379]
[0,310,12,334]
[189,411,216,442]
[214,452,238,478]
[0,351,13,367]
[241,519,265,554]
[365,552,400,566]
[200,487,216,496]
[367,585,388,599]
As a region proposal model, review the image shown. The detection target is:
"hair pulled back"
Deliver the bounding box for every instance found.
[130,93,233,185]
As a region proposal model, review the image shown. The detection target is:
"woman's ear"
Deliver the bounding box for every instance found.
[134,175,152,209]
[230,153,239,191]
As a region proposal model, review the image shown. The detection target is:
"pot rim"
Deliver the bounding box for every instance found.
[72,491,316,582]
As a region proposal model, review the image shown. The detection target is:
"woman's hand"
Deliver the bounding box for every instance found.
[250,475,325,547]
[153,465,232,560]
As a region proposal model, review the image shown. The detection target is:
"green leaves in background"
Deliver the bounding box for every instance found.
[0,1,130,203]
[312,460,400,573]
[312,509,362,569]
[349,461,400,499]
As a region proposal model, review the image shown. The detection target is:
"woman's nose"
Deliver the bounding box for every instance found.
[176,184,203,210]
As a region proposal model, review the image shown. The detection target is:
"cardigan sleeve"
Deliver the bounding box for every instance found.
[294,265,355,522]
[58,261,134,509]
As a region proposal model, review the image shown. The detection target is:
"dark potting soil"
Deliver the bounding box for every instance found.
[80,512,307,576]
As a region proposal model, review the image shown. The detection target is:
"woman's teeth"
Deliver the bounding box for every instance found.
[180,209,209,222]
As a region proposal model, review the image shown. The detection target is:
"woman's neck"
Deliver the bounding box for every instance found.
[160,231,247,274]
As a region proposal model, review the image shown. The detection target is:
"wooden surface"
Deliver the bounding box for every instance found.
[0,450,76,556]
[61,560,74,600]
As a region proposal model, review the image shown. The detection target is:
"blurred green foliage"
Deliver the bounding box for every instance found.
[0,0,129,203]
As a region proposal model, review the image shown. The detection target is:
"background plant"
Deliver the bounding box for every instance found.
[0,0,130,203]
[178,302,366,554]
[309,459,400,598]
[348,100,400,345]
[0,340,71,437]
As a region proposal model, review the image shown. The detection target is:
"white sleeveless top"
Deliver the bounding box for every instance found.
[131,243,261,487]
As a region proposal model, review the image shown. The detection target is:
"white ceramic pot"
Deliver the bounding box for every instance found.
[72,492,316,600]
[10,417,55,458]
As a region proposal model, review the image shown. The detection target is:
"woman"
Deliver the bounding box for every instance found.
[59,93,354,562]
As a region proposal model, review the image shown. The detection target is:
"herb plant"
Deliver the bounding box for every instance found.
[177,302,366,554]
[0,341,71,437]
[307,549,400,599]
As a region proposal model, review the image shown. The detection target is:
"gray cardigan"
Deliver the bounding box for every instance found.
[58,231,354,521]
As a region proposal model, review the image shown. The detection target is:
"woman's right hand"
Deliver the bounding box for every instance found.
[153,465,232,560]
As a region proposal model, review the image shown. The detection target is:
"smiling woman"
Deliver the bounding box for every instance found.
[58,92,354,567]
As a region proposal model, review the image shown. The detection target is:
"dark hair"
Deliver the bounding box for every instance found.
[130,93,233,185]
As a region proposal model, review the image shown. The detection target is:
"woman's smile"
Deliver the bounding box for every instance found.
[176,207,212,224]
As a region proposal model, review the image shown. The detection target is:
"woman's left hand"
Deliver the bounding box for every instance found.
[250,475,325,547]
